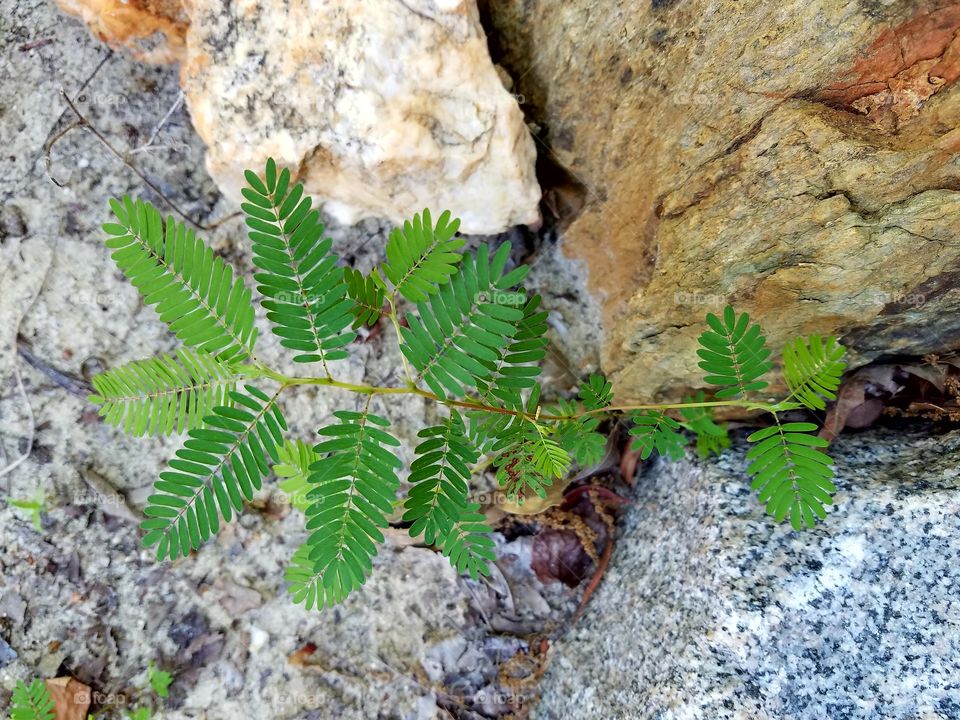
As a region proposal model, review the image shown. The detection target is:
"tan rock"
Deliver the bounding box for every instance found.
[488,0,960,400]
[55,0,187,63]
[57,0,541,234]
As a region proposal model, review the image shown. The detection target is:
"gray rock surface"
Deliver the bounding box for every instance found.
[536,429,960,719]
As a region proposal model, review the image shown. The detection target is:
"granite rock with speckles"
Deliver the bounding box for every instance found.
[535,429,960,719]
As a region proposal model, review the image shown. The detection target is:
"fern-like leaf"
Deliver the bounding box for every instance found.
[475,292,549,407]
[241,159,356,367]
[746,421,836,529]
[548,376,612,468]
[697,305,772,399]
[376,209,463,302]
[492,387,571,502]
[103,197,257,362]
[88,349,248,437]
[400,243,529,399]
[550,398,607,467]
[10,680,55,720]
[273,439,319,513]
[679,391,730,458]
[629,411,686,460]
[141,385,286,560]
[403,413,476,542]
[438,504,496,580]
[402,412,494,577]
[782,334,847,410]
[288,408,401,610]
[344,267,385,329]
[579,373,613,411]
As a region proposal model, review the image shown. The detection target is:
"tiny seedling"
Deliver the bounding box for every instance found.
[89,159,847,611]
[147,661,171,699]
[9,490,45,532]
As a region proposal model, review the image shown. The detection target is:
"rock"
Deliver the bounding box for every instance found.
[0,637,16,669]
[54,0,187,63]
[535,429,960,718]
[56,0,541,234]
[487,0,960,400]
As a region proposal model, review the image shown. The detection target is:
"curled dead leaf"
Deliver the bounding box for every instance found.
[44,677,91,720]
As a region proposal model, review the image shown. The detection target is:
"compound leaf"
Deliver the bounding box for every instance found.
[104,197,257,362]
[400,243,529,399]
[746,420,836,530]
[10,679,55,720]
[782,334,847,410]
[402,412,494,578]
[679,391,730,458]
[141,385,286,560]
[629,411,686,461]
[242,158,356,368]
[377,209,463,303]
[287,407,401,610]
[343,267,385,329]
[273,439,319,513]
[89,348,249,437]
[697,305,772,399]
[491,386,571,502]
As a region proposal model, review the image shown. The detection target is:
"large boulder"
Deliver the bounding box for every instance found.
[535,428,960,718]
[487,0,960,400]
[57,0,541,234]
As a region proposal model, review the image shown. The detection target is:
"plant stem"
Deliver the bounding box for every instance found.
[386,294,413,382]
[258,363,784,422]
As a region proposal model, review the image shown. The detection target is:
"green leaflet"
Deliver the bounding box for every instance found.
[437,504,496,580]
[241,158,356,367]
[491,386,571,502]
[548,375,613,469]
[782,334,847,410]
[403,413,476,542]
[10,679,55,720]
[628,411,686,461]
[88,348,249,437]
[141,385,287,560]
[103,197,257,362]
[273,438,318,513]
[399,242,529,400]
[550,398,607,468]
[376,209,464,303]
[697,305,772,399]
[474,292,549,407]
[746,421,836,530]
[466,293,549,454]
[402,412,495,578]
[344,267,385,329]
[679,391,730,458]
[287,408,401,610]
[579,373,613,411]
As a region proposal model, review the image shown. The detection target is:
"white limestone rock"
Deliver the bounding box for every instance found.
[181,0,541,233]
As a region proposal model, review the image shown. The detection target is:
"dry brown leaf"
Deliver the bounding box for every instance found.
[899,363,948,392]
[821,365,900,442]
[44,677,91,720]
[498,478,573,516]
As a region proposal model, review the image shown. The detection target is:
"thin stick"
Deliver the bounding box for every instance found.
[0,366,35,485]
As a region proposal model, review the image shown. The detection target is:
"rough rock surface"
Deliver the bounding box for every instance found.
[487,0,960,400]
[1,1,589,716]
[535,428,960,719]
[56,0,542,235]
